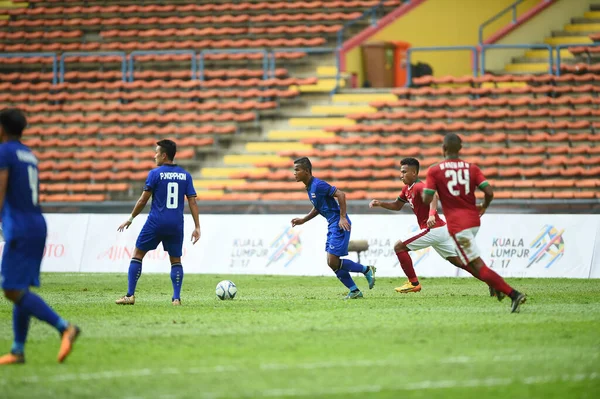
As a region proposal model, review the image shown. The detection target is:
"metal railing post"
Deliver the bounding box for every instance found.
[60,51,127,83]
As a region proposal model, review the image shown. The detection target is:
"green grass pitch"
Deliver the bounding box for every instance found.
[1,273,599,399]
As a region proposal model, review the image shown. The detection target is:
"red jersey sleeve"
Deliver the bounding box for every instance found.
[424,166,438,196]
[397,186,408,203]
[471,164,490,190]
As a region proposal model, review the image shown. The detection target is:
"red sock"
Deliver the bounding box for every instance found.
[456,262,484,282]
[396,251,418,283]
[478,265,513,295]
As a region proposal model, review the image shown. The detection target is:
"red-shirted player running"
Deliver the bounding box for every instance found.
[370,157,492,294]
[422,133,527,313]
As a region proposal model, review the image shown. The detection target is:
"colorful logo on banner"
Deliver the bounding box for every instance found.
[266,226,302,268]
[527,225,565,269]
[412,247,432,266]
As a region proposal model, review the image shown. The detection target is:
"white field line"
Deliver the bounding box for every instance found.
[1,352,597,386]
[124,372,599,399]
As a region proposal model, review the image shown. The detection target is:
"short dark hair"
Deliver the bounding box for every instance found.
[443,133,462,153]
[400,157,420,174]
[157,139,177,161]
[0,108,27,138]
[294,156,312,174]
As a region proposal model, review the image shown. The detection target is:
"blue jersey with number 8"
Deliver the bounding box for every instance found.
[0,141,46,241]
[143,164,196,230]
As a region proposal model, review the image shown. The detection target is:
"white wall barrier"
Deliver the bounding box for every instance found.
[1,214,599,278]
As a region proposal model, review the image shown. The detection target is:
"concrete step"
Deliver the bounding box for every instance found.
[564,23,600,32]
[223,154,287,166]
[544,36,592,45]
[292,78,346,93]
[505,63,551,73]
[288,117,355,128]
[245,142,312,153]
[200,167,269,178]
[193,179,245,188]
[0,1,28,8]
[195,190,224,198]
[310,104,377,115]
[525,49,575,58]
[553,30,600,36]
[572,17,600,23]
[267,130,334,140]
[332,93,397,104]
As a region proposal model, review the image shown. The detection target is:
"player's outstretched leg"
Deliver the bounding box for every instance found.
[1,289,80,364]
[394,240,421,293]
[340,259,376,289]
[470,259,526,313]
[328,254,362,299]
[453,230,525,312]
[116,257,142,305]
[171,262,184,306]
[446,256,505,301]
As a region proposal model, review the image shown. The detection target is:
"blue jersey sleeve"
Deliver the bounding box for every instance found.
[0,145,10,170]
[315,180,337,197]
[143,170,157,192]
[185,172,196,197]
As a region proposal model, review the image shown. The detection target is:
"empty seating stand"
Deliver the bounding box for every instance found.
[0,0,407,202]
[228,73,600,201]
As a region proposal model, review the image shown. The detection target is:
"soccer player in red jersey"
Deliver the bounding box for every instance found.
[370,157,490,294]
[422,133,527,313]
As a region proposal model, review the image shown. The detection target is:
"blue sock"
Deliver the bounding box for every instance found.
[127,258,143,296]
[171,263,184,300]
[11,305,30,355]
[17,291,68,334]
[335,269,358,291]
[340,259,368,273]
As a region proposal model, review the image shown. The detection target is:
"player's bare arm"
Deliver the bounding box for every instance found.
[477,185,494,216]
[0,169,8,212]
[118,190,152,232]
[187,195,201,244]
[369,198,405,211]
[291,206,318,227]
[333,189,350,231]
[427,193,440,228]
[422,190,434,206]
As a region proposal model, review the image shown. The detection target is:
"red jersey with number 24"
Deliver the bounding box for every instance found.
[424,159,489,235]
[398,180,445,230]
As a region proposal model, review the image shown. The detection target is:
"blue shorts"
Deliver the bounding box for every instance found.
[325,226,351,257]
[1,235,46,290]
[136,224,183,257]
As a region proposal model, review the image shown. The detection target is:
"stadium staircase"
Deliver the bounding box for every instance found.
[505,3,599,73]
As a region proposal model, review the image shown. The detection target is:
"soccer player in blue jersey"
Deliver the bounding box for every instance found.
[291,157,376,299]
[115,139,201,306]
[0,108,80,365]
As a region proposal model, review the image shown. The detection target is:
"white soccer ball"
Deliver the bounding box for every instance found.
[215,280,237,300]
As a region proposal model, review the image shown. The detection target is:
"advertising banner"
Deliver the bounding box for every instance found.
[0,214,89,273]
[457,214,598,278]
[2,213,595,279]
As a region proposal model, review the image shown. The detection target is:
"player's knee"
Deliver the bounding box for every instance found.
[327,257,341,270]
[3,289,25,303]
[133,248,147,260]
[394,241,407,253]
[447,256,464,268]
